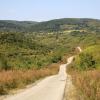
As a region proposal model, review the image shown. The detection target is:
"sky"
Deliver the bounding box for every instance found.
[0,0,100,21]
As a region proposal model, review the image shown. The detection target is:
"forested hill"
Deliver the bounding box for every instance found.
[0,17,99,71]
[29,18,100,32]
[0,20,38,32]
[0,18,100,32]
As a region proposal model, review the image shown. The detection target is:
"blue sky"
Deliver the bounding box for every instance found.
[0,0,100,21]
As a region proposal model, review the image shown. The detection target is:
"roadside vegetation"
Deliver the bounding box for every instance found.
[67,45,100,100]
[0,63,59,95]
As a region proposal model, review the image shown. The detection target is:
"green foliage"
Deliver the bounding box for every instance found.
[77,53,95,70]
[0,18,100,32]
[0,32,65,70]
[0,20,38,32]
[74,45,100,70]
[0,54,11,70]
[51,56,61,63]
[0,18,100,70]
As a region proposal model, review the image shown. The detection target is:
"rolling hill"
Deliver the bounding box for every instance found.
[0,18,100,32]
[0,18,100,70]
[0,20,38,32]
[0,18,100,98]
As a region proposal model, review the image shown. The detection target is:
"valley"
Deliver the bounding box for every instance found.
[0,18,100,100]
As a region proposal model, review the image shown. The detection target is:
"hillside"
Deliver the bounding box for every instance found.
[0,20,38,32]
[0,32,99,70]
[0,18,100,32]
[0,18,100,98]
[0,18,100,70]
[30,18,100,32]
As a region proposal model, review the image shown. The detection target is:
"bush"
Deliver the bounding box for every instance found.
[0,54,11,70]
[51,56,61,63]
[79,53,95,70]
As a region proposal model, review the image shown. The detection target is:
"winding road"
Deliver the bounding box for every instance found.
[3,56,73,100]
[3,47,82,100]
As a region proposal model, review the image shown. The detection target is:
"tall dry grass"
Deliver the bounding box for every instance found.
[0,63,59,95]
[68,69,100,100]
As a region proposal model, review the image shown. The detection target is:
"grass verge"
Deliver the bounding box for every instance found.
[67,66,100,100]
[0,63,59,95]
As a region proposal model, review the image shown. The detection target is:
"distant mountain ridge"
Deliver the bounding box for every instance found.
[0,18,100,32]
[0,20,38,32]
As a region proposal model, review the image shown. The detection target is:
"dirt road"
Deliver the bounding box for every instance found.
[3,56,74,100]
[77,47,82,52]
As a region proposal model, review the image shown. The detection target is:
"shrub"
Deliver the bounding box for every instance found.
[0,54,11,70]
[79,53,95,70]
[51,56,61,63]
